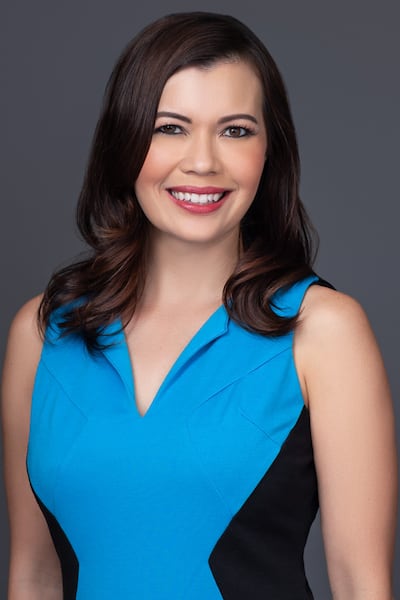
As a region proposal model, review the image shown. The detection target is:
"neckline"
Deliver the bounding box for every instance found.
[101,303,230,419]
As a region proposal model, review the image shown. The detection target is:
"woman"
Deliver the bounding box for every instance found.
[2,11,397,600]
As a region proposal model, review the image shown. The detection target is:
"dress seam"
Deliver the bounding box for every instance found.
[30,359,89,512]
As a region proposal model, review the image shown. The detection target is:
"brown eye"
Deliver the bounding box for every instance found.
[155,124,182,135]
[223,126,250,138]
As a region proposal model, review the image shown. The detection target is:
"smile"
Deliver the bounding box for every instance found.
[169,190,225,204]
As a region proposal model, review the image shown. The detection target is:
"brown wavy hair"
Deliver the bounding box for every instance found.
[39,11,318,350]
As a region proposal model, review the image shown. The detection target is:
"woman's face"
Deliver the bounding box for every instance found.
[134,60,267,246]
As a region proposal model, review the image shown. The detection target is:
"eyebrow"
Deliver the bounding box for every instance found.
[156,111,259,125]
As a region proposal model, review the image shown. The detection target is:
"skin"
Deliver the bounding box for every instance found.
[129,61,268,413]
[135,61,267,248]
[2,295,62,599]
[1,60,397,599]
[295,287,397,598]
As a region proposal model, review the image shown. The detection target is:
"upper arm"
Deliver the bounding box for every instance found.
[294,286,397,598]
[1,297,62,594]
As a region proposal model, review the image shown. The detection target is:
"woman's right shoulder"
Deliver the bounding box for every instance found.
[2,295,44,398]
[7,294,43,348]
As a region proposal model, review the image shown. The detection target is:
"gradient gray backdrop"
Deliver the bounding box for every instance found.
[1,1,399,597]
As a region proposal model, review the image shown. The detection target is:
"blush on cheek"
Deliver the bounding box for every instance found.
[240,153,266,188]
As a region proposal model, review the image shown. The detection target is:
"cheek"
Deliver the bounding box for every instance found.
[134,155,161,214]
[135,150,158,189]
[231,146,266,192]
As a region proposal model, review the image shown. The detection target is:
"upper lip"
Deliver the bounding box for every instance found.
[167,186,229,194]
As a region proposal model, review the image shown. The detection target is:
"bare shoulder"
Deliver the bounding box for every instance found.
[294,284,389,408]
[7,294,43,344]
[2,294,44,400]
[296,286,397,593]
[8,294,43,340]
[295,284,377,356]
[2,296,64,594]
[299,283,370,335]
[2,294,44,470]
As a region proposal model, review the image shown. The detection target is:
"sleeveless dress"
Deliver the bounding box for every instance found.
[27,274,328,599]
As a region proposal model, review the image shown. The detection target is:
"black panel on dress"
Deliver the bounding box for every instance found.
[31,487,79,600]
[209,407,318,599]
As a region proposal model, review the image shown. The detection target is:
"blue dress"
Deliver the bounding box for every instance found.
[27,274,325,599]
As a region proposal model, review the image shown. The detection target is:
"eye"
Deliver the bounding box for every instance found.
[222,125,254,138]
[154,124,183,135]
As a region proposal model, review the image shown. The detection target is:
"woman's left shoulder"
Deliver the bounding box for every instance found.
[298,282,374,347]
[296,283,397,593]
[294,282,390,409]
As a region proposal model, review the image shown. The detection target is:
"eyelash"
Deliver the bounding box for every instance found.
[154,124,184,135]
[154,124,256,138]
[223,125,256,138]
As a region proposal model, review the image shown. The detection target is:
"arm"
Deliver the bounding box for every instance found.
[294,286,397,600]
[1,297,63,599]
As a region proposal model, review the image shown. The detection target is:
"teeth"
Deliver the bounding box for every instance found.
[170,190,225,204]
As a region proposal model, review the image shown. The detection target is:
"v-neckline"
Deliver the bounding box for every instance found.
[101,304,230,419]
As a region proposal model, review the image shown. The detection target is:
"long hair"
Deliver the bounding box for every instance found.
[39,12,317,350]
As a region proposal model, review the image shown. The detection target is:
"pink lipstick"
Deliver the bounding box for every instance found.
[167,186,230,214]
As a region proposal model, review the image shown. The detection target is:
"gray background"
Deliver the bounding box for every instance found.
[1,0,399,597]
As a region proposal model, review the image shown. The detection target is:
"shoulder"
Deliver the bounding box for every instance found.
[2,295,44,399]
[297,285,397,588]
[6,294,43,353]
[298,283,371,341]
[294,283,388,407]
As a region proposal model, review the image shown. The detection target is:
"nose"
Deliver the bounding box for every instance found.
[180,131,221,175]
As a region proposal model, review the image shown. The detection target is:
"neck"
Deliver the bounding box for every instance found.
[140,228,240,309]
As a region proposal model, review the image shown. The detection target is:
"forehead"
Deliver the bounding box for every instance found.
[157,61,264,116]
